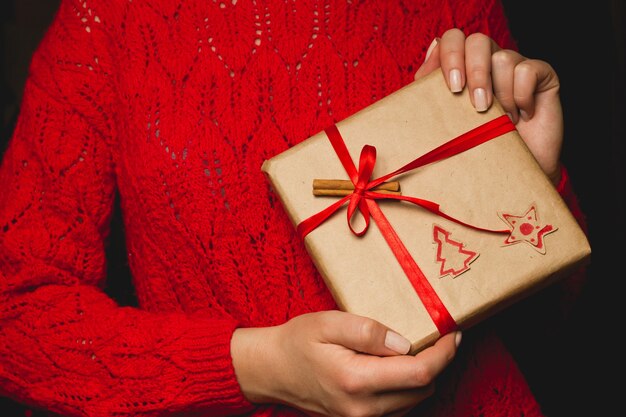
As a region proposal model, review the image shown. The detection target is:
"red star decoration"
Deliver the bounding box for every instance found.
[499,205,557,254]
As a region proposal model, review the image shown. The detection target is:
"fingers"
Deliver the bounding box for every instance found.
[491,49,525,123]
[331,332,459,415]
[346,331,459,393]
[513,59,560,121]
[439,30,500,112]
[425,37,439,63]
[464,33,499,112]
[433,28,561,122]
[414,38,441,80]
[491,52,560,123]
[439,28,466,93]
[320,311,411,356]
[309,313,461,416]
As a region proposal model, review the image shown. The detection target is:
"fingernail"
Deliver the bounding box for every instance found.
[385,330,411,354]
[424,38,439,62]
[473,88,488,112]
[505,112,513,121]
[449,69,462,92]
[520,109,529,121]
[455,331,462,348]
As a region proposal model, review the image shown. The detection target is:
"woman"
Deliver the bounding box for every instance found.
[0,0,584,416]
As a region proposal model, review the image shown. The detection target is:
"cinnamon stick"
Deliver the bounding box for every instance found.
[313,189,402,197]
[313,179,400,192]
[312,178,402,197]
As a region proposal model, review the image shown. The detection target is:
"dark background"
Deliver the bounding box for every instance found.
[1,1,623,416]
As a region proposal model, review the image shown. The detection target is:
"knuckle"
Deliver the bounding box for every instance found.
[319,310,336,326]
[466,32,489,44]
[492,50,515,67]
[444,27,465,38]
[513,93,531,105]
[316,313,333,338]
[441,28,466,56]
[494,91,514,105]
[514,61,537,80]
[320,310,345,330]
[442,48,464,63]
[338,372,365,395]
[468,66,490,81]
[357,319,378,346]
[413,363,434,386]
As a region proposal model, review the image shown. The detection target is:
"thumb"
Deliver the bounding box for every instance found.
[320,311,411,356]
[414,38,441,80]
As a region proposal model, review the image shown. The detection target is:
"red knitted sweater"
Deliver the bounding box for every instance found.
[0,1,586,416]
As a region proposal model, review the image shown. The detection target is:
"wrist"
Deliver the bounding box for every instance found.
[231,326,281,404]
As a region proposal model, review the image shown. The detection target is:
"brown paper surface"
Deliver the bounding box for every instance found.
[262,69,591,353]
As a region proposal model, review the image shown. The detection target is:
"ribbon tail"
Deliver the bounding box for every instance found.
[369,114,516,188]
[297,195,352,239]
[367,192,510,234]
[325,125,359,184]
[366,199,458,336]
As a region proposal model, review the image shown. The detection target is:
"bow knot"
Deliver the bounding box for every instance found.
[353,186,366,196]
[297,115,514,242]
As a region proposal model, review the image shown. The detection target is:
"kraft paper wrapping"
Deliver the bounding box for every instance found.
[261,69,591,354]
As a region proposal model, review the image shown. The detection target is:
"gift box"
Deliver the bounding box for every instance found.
[261,69,591,354]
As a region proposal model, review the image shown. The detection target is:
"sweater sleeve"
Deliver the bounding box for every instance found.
[0,1,252,416]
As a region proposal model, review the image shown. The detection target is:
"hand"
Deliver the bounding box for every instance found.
[231,311,460,416]
[414,29,563,185]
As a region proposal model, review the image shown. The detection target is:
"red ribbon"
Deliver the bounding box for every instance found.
[297,114,515,336]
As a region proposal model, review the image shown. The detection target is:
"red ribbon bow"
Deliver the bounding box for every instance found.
[297,114,515,336]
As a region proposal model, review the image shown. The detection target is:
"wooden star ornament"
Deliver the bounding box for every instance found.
[499,205,557,254]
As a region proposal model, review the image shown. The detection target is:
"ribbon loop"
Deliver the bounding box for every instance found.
[347,197,370,236]
[346,144,377,236]
[356,145,376,192]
